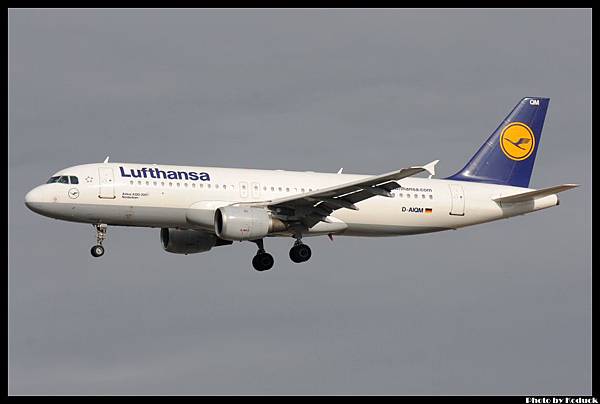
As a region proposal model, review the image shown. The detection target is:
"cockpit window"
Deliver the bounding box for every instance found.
[47,175,78,184]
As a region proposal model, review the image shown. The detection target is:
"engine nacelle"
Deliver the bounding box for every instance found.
[214,206,287,241]
[160,228,232,254]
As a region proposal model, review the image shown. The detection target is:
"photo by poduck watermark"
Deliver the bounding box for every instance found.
[526,398,598,404]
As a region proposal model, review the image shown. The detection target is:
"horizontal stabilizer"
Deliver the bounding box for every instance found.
[493,184,579,203]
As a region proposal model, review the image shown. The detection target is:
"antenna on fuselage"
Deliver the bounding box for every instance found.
[337,168,343,174]
[103,156,110,163]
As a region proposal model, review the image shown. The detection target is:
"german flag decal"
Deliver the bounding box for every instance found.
[425,208,433,214]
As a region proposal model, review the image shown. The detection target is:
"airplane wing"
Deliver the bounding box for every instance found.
[244,160,439,229]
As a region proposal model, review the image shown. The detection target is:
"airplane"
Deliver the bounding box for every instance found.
[25,97,578,271]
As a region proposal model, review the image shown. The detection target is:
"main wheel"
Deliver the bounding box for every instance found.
[252,252,274,271]
[91,245,105,257]
[289,244,311,263]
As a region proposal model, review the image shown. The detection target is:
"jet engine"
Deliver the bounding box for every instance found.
[214,206,287,241]
[160,228,232,254]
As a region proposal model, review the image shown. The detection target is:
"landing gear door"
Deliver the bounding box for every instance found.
[449,184,465,216]
[98,167,116,199]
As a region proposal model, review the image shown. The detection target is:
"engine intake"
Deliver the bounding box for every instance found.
[214,206,287,241]
[160,228,232,254]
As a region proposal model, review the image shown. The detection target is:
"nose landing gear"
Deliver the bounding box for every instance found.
[90,224,107,257]
[91,245,105,257]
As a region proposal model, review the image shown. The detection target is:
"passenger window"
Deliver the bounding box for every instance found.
[422,194,425,199]
[69,176,79,184]
[130,180,134,185]
[192,183,196,188]
[215,184,219,189]
[146,181,150,186]
[429,195,433,199]
[177,183,180,187]
[301,188,305,192]
[153,181,157,186]
[414,194,418,199]
[184,183,188,187]
[271,186,275,191]
[286,187,290,192]
[399,193,403,198]
[407,194,411,198]
[58,176,69,184]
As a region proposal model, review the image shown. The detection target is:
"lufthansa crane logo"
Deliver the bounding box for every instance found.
[68,188,80,199]
[500,122,535,161]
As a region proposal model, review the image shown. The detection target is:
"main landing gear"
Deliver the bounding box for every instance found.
[91,224,107,257]
[251,239,274,272]
[289,239,311,263]
[250,236,312,271]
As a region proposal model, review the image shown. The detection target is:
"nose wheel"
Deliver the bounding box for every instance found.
[289,240,311,263]
[91,245,105,257]
[91,224,107,258]
[251,239,274,271]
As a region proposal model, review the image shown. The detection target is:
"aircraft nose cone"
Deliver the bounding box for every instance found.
[25,188,37,207]
[25,185,67,219]
[24,186,46,212]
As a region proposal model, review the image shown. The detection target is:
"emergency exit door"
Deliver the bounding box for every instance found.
[239,181,249,198]
[251,182,260,198]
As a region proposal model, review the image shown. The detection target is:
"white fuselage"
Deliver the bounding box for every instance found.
[24,162,559,237]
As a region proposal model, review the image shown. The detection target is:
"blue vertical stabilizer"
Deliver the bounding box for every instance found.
[446,97,549,188]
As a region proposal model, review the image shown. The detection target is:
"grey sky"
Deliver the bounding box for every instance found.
[9,9,591,395]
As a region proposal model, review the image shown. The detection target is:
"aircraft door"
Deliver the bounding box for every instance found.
[98,167,116,199]
[449,184,465,216]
